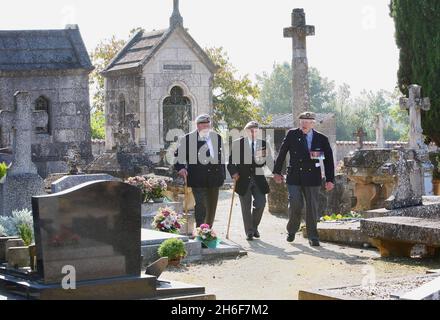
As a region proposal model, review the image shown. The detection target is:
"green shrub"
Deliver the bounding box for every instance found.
[157,238,187,261]
[18,224,34,246]
[0,209,34,243]
[0,225,5,237]
[0,162,8,180]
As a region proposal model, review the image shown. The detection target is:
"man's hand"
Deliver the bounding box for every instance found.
[325,182,335,192]
[232,173,240,182]
[178,169,188,179]
[274,174,284,184]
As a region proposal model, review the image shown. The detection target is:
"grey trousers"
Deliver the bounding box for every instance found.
[287,185,321,241]
[192,187,219,227]
[238,178,266,236]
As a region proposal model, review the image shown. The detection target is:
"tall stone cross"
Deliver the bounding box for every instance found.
[375,113,385,149]
[0,91,48,175]
[353,128,367,150]
[400,84,430,150]
[284,8,315,127]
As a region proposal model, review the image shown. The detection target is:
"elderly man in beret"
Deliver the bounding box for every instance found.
[273,112,335,246]
[227,121,273,240]
[174,114,226,228]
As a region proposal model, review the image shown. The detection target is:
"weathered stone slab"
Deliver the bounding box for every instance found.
[50,174,121,193]
[303,221,372,247]
[361,216,440,257]
[362,197,440,219]
[299,274,439,300]
[32,180,142,284]
[0,237,19,262]
[400,276,440,300]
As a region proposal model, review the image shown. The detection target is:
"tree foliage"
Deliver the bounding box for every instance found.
[206,47,266,130]
[390,0,440,145]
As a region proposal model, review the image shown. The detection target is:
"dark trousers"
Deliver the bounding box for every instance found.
[238,178,266,236]
[287,185,320,241]
[192,187,220,227]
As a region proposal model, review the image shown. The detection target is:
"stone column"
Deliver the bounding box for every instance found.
[284,8,315,127]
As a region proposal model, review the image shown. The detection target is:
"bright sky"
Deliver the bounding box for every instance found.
[0,0,399,96]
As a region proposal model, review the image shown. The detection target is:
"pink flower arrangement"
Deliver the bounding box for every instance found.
[125,176,168,203]
[152,207,186,234]
[194,224,218,242]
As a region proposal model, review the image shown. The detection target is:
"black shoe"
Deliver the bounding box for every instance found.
[246,233,254,241]
[253,230,260,239]
[286,234,295,243]
[309,239,320,247]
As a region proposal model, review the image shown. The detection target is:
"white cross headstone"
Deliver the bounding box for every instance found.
[400,85,430,151]
[400,84,433,196]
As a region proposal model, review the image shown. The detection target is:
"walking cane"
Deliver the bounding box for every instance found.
[226,178,238,240]
[184,174,189,236]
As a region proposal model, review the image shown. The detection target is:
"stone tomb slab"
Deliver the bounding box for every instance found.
[299,274,440,300]
[32,180,142,284]
[361,216,440,257]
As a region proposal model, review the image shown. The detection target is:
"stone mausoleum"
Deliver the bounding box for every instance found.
[0,25,94,178]
[102,0,218,163]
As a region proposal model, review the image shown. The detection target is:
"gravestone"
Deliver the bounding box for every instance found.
[0,92,47,216]
[353,128,367,150]
[375,114,385,149]
[400,84,434,196]
[32,181,141,284]
[284,8,315,127]
[50,174,121,193]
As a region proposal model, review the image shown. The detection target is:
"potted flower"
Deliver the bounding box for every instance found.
[145,177,168,203]
[157,238,187,266]
[194,224,220,249]
[125,175,150,203]
[151,207,186,234]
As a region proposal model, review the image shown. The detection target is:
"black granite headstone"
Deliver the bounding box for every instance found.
[32,181,142,284]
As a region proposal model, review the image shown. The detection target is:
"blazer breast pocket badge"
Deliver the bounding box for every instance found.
[310,149,325,161]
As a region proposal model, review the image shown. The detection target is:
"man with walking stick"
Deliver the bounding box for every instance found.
[227,121,272,241]
[174,114,226,228]
[273,112,335,247]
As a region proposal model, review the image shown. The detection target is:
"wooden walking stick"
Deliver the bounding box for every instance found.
[226,178,238,240]
[184,174,189,236]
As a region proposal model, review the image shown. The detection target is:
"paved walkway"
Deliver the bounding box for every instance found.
[161,190,440,300]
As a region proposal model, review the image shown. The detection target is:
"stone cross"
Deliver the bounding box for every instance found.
[400,84,430,151]
[353,128,367,150]
[0,91,48,175]
[284,8,315,127]
[375,113,385,149]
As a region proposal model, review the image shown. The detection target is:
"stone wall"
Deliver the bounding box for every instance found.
[91,139,106,159]
[104,73,140,151]
[0,71,93,178]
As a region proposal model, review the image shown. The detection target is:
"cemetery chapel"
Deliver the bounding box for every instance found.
[102,0,218,163]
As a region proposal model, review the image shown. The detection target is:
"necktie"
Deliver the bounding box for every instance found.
[303,133,309,151]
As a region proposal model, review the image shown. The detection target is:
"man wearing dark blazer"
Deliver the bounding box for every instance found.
[227,121,272,240]
[174,114,226,227]
[273,112,335,246]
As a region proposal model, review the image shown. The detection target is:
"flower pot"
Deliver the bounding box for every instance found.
[168,257,182,266]
[202,239,220,249]
[434,180,440,196]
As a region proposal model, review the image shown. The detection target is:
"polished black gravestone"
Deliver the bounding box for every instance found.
[32,180,141,284]
[0,181,210,300]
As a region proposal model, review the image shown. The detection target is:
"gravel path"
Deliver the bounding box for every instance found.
[161,190,440,300]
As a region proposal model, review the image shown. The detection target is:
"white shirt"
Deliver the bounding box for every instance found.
[248,138,257,154]
[199,131,214,158]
